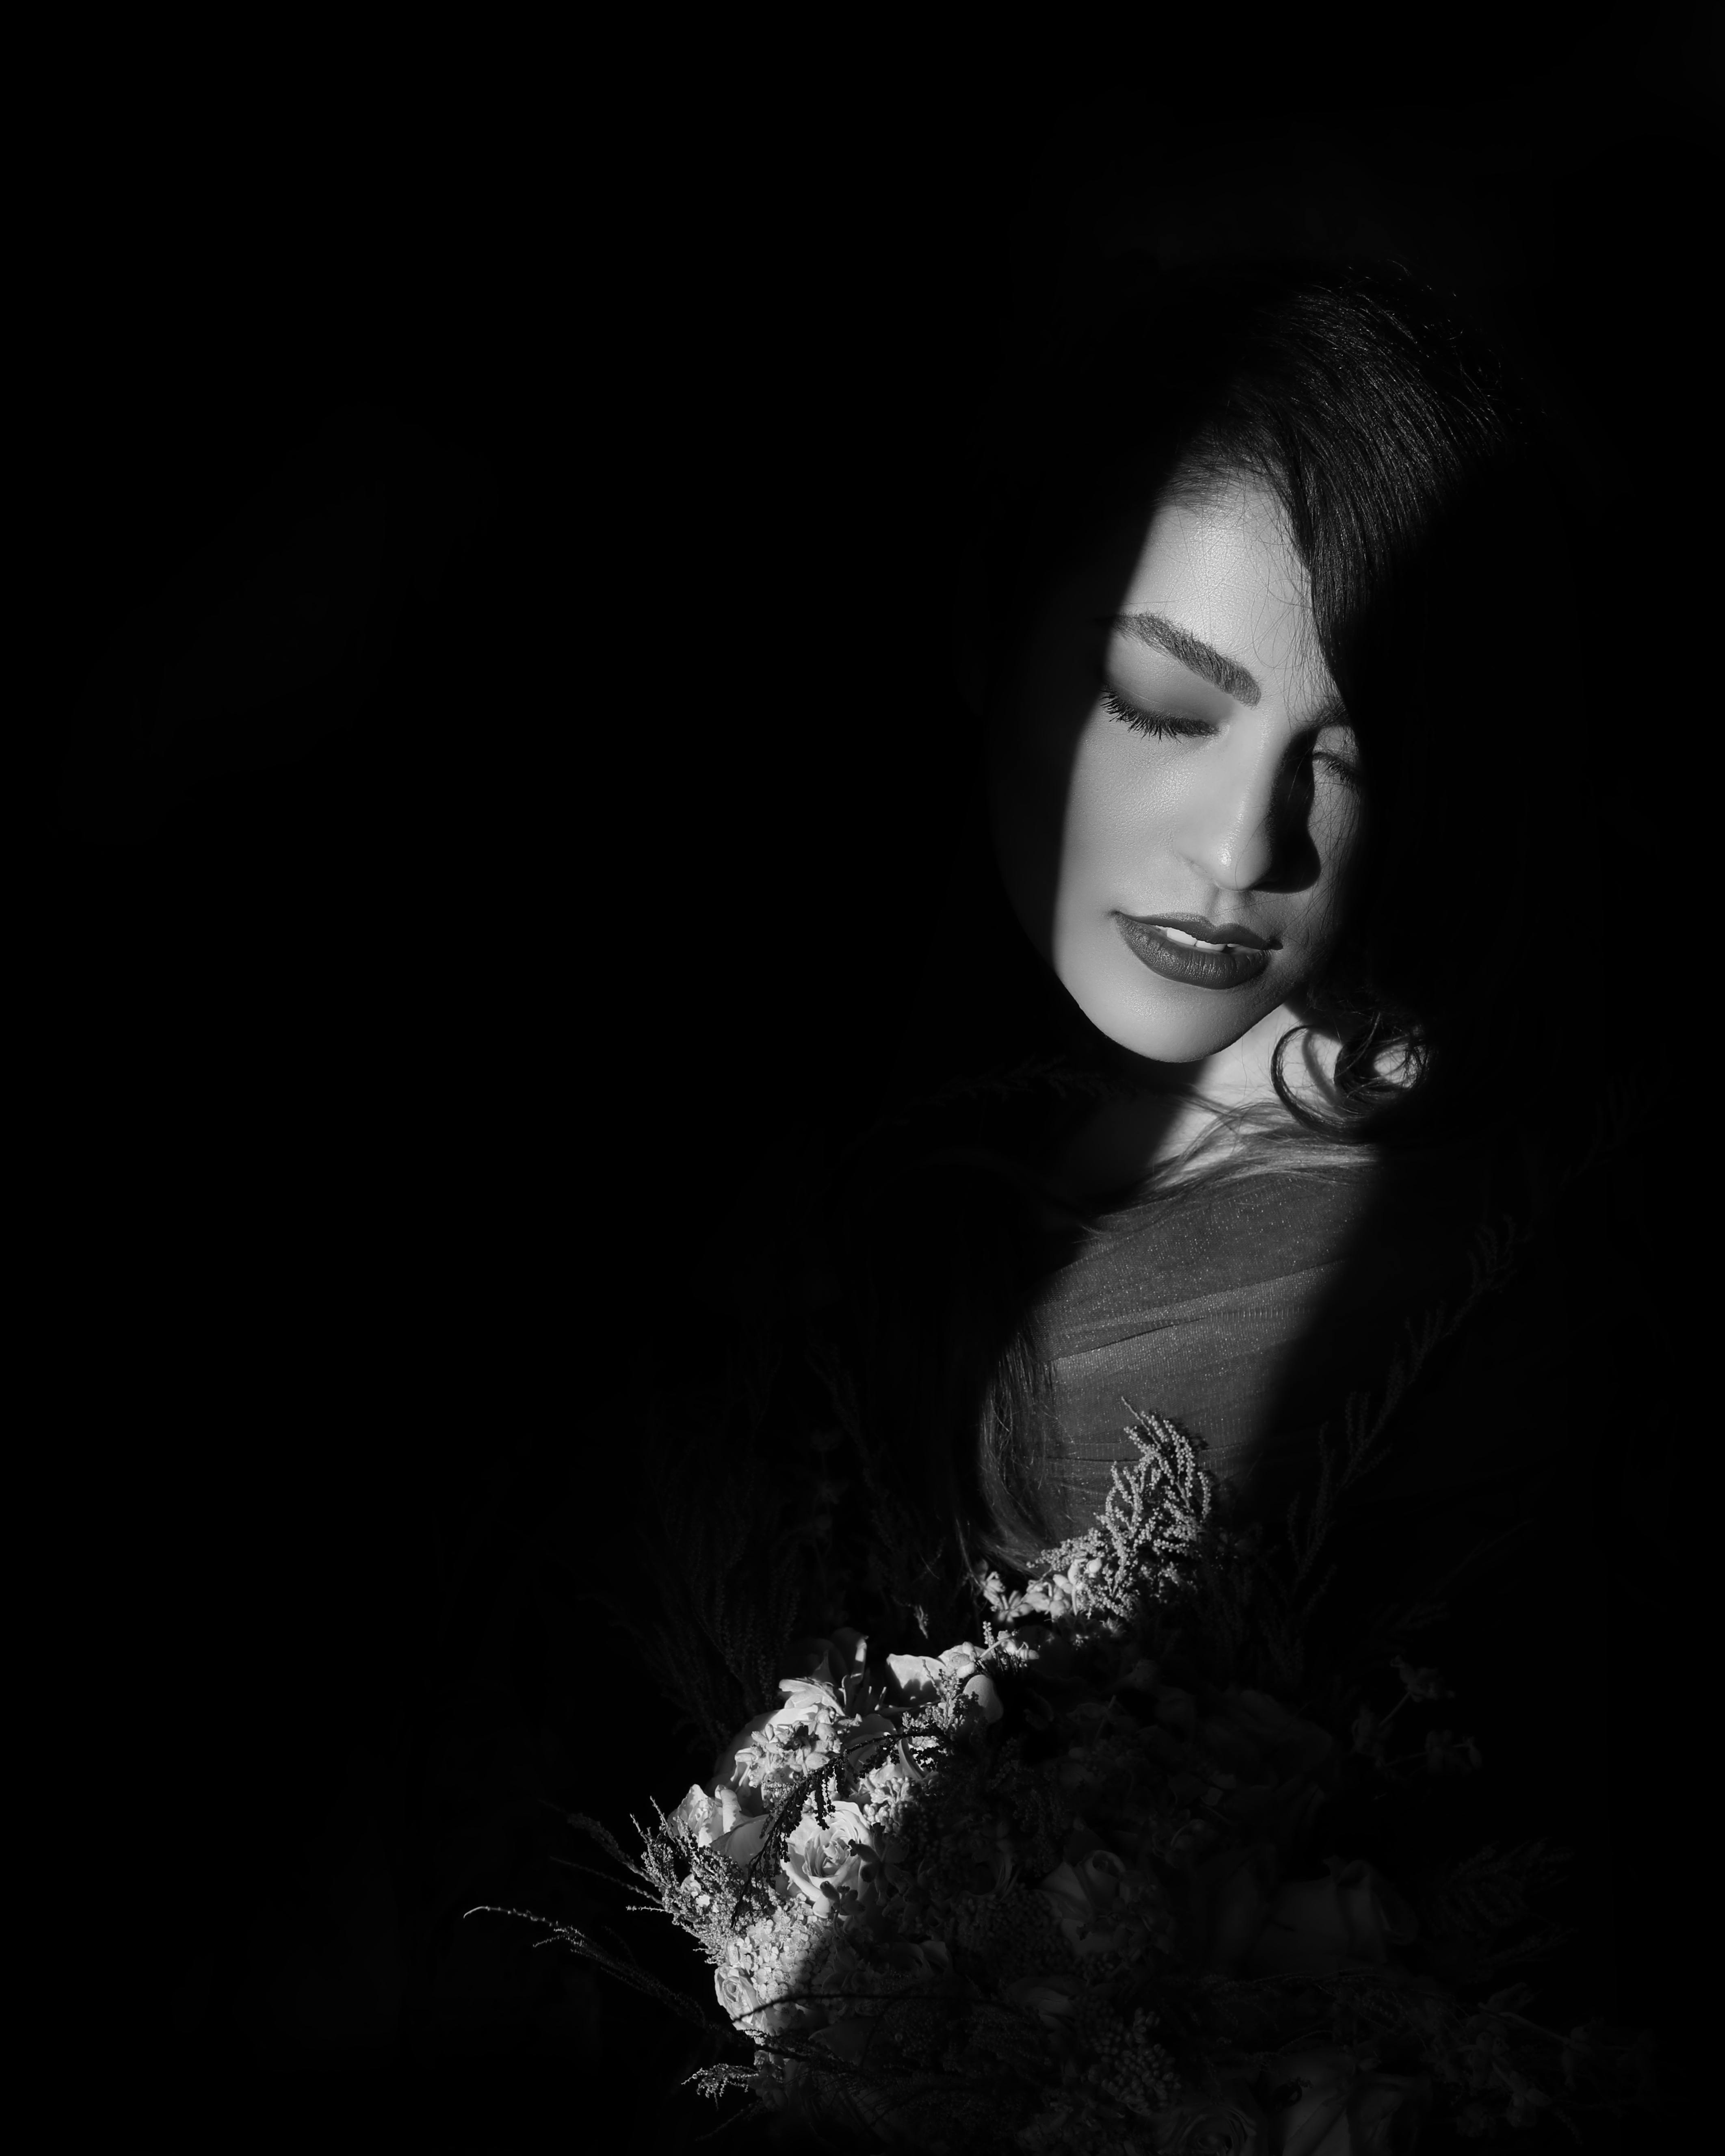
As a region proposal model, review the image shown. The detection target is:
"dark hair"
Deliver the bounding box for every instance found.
[973,252,1613,1143]
[740,253,1634,1637]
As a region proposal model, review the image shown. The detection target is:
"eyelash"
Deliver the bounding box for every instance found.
[1100,688,1207,741]
[1100,688,1361,784]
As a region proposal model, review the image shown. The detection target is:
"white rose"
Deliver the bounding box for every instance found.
[1035,1854,1145,1960]
[784,1802,873,1908]
[670,1783,723,1847]
[714,1966,761,2024]
[710,1811,772,1869]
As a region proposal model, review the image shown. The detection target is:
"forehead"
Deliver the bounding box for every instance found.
[1116,485,1318,685]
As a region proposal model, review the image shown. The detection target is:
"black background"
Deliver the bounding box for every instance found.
[35,15,1712,2150]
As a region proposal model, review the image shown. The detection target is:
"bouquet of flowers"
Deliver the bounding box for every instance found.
[517,1408,1656,2151]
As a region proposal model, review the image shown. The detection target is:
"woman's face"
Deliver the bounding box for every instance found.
[985,482,1365,1075]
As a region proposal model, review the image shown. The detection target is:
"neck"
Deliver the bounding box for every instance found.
[1045,1009,1344,1204]
[1104,1002,1336,1111]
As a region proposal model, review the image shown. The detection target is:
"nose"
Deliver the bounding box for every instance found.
[1173,717,1296,892]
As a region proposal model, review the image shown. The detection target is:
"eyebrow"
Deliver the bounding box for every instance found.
[1102,609,1351,733]
[1102,612,1261,705]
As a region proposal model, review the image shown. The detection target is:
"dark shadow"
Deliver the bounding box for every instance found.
[54,401,499,851]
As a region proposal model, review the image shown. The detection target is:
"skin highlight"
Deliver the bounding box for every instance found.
[983,483,1367,1199]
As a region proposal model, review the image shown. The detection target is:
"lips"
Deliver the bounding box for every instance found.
[1115,913,1274,991]
[1125,913,1276,952]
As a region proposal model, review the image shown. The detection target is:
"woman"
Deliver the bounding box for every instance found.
[595,253,1669,2117]
[701,266,1635,1508]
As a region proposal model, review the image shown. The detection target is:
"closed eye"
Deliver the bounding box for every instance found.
[1100,686,1360,784]
[1099,688,1209,741]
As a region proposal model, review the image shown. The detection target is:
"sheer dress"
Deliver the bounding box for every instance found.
[1020,1107,1661,2035]
[1029,1139,1493,1541]
[1025,1113,1651,1594]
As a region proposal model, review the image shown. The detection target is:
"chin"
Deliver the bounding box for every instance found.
[1062,952,1282,1066]
[1107,1017,1262,1065]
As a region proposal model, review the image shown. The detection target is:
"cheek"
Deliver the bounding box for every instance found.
[1061,725,1170,876]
